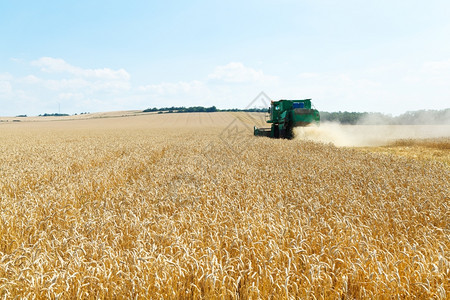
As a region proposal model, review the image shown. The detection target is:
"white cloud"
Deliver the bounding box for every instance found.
[269,71,388,113]
[32,57,130,80]
[0,58,135,115]
[298,72,320,79]
[137,63,279,108]
[6,57,446,117]
[26,57,131,92]
[3,60,280,114]
[137,80,214,107]
[0,73,13,81]
[293,72,381,95]
[0,80,12,96]
[286,60,450,114]
[420,59,450,86]
[58,92,85,101]
[139,80,205,95]
[0,73,13,96]
[20,76,130,93]
[43,78,90,91]
[402,59,450,87]
[423,59,450,72]
[20,75,41,84]
[208,62,277,83]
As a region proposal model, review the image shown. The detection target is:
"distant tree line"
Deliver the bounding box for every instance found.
[39,113,70,117]
[36,112,90,117]
[221,108,268,112]
[143,106,218,113]
[320,109,450,125]
[389,109,450,125]
[143,106,268,113]
[143,106,449,124]
[319,111,366,124]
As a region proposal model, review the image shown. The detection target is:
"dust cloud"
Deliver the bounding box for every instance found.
[359,109,450,126]
[294,123,450,147]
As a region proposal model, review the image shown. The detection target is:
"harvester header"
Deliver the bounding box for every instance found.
[254,99,320,139]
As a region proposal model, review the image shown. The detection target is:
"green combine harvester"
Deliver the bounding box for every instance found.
[254,99,320,139]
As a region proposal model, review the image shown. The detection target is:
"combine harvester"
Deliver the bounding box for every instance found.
[254,99,320,139]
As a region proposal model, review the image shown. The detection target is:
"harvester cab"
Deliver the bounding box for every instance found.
[254,99,320,139]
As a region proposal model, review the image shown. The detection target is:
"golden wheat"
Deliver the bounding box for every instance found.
[0,113,448,299]
[360,137,450,166]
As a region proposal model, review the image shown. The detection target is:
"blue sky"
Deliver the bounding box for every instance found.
[1,0,449,116]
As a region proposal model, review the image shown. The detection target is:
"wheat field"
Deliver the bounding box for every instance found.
[0,112,448,299]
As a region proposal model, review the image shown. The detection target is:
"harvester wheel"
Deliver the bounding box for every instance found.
[278,127,283,138]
